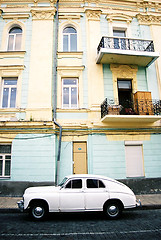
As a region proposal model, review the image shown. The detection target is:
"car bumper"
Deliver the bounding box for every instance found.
[17,200,24,212]
[136,199,142,207]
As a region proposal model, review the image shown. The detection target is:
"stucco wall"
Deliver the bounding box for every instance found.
[11,134,56,182]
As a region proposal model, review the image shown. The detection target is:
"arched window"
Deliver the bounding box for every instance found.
[7,27,22,51]
[63,27,77,52]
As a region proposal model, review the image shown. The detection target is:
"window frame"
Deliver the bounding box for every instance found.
[7,26,22,51]
[62,78,79,109]
[63,26,77,52]
[0,144,12,178]
[1,77,18,109]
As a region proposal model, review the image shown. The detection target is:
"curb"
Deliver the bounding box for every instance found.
[0,208,20,213]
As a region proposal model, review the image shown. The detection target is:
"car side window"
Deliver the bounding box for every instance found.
[65,179,82,189]
[87,179,105,188]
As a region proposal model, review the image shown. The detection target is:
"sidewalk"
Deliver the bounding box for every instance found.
[0,194,161,212]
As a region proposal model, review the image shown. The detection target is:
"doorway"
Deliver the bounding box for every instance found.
[73,142,87,174]
[117,79,133,114]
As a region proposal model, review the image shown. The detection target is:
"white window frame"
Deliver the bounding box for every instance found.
[1,77,18,108]
[0,145,11,178]
[63,27,77,52]
[7,27,22,51]
[62,78,78,109]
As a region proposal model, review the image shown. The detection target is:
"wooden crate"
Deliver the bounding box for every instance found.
[108,105,121,115]
[134,91,153,115]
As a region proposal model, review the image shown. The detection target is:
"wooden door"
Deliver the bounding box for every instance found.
[73,142,87,174]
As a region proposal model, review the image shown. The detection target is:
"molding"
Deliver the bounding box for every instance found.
[31,8,56,20]
[0,51,26,58]
[2,13,30,20]
[57,51,83,59]
[57,65,85,71]
[106,13,133,24]
[0,65,25,70]
[85,9,102,21]
[59,14,82,20]
[136,13,161,25]
[0,65,25,77]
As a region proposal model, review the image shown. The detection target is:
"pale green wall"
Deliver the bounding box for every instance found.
[144,135,161,178]
[21,17,33,109]
[139,24,159,99]
[11,134,56,181]
[58,141,73,183]
[137,66,148,91]
[103,64,114,99]
[88,134,126,179]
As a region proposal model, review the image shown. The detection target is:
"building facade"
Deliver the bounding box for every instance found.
[0,0,161,195]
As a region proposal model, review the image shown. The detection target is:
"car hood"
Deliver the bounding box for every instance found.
[24,186,60,195]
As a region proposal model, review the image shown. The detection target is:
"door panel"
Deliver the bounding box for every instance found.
[59,179,85,211]
[73,142,87,174]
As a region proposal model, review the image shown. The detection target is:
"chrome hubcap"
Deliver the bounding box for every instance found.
[108,205,118,216]
[33,206,44,218]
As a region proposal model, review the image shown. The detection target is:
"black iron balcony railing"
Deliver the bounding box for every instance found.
[101,98,161,119]
[97,36,155,54]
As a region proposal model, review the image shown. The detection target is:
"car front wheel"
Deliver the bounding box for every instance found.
[104,201,122,219]
[29,202,48,220]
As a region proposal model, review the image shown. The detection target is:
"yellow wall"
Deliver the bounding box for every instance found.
[27,9,55,121]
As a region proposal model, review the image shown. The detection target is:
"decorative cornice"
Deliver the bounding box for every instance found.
[106,13,133,24]
[85,9,102,21]
[136,13,161,25]
[31,8,56,20]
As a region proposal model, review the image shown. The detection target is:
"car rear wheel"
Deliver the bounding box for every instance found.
[29,201,48,220]
[104,201,122,219]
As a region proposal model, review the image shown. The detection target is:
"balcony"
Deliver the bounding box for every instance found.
[101,96,161,123]
[96,37,159,67]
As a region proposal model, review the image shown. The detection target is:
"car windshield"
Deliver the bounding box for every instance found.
[58,177,68,187]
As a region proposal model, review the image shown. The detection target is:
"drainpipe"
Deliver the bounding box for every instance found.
[53,0,62,185]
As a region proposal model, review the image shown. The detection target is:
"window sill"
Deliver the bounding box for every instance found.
[0,176,11,179]
[57,51,83,58]
[0,51,26,58]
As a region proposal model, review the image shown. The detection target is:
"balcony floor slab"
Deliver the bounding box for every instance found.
[101,115,161,123]
[96,48,159,67]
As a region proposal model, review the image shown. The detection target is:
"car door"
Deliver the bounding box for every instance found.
[84,178,110,210]
[59,178,85,211]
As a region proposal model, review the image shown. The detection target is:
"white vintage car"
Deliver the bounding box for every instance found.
[17,174,140,220]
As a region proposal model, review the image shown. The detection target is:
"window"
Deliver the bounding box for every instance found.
[113,30,126,38]
[87,179,105,188]
[62,78,78,108]
[113,29,126,50]
[1,78,17,108]
[65,179,82,189]
[7,27,22,51]
[63,27,77,52]
[0,145,11,177]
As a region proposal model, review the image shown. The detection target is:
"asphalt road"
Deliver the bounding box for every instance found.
[0,209,161,240]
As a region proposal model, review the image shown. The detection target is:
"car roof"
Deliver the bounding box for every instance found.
[65,174,115,182]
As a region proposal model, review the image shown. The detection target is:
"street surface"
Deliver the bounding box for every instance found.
[0,209,161,240]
